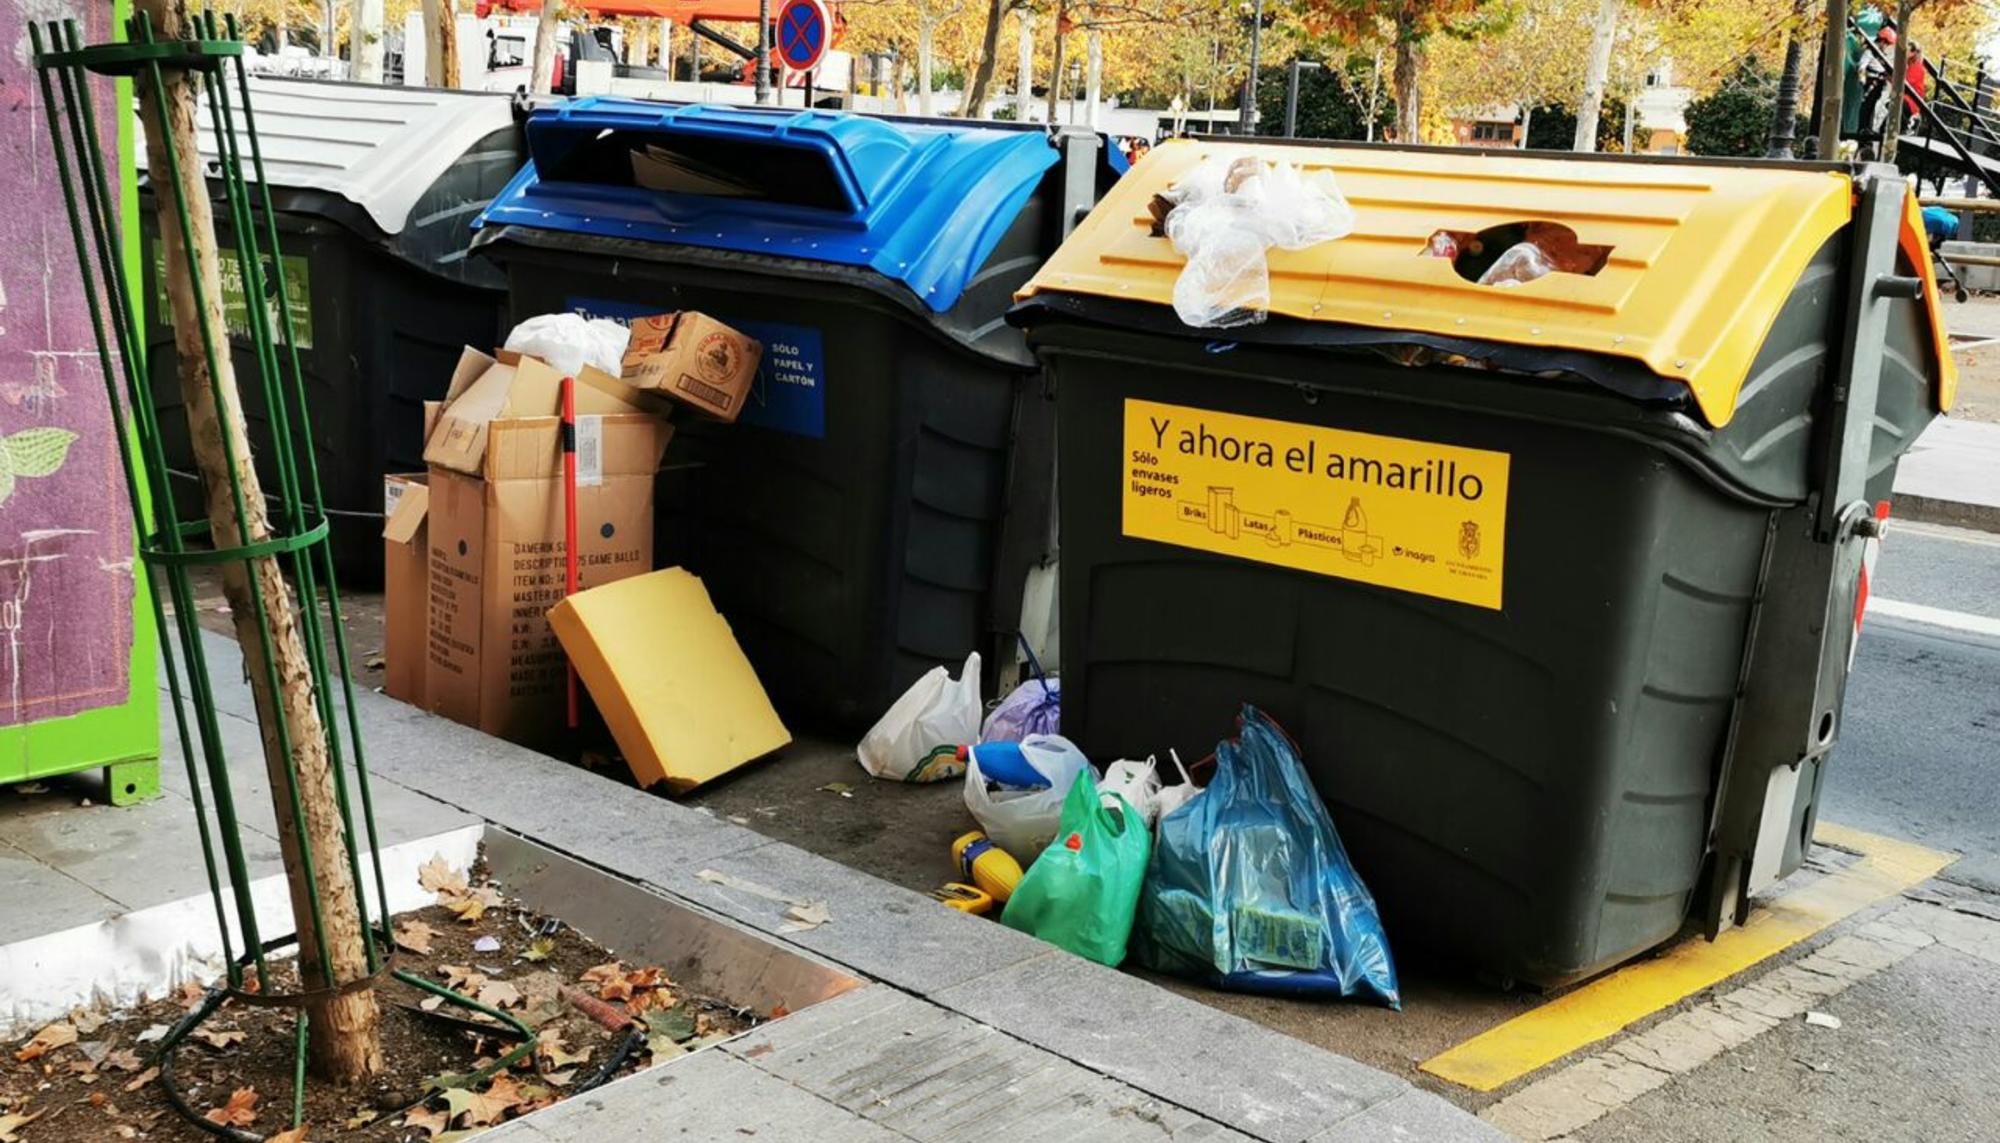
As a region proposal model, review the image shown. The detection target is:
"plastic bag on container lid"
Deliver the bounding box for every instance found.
[1134,705,1399,1006]
[504,312,632,377]
[963,733,1091,860]
[1161,155,1355,329]
[1476,242,1555,288]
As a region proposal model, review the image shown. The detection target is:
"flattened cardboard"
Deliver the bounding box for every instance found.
[549,568,790,792]
[621,312,762,422]
[381,474,429,704]
[423,415,671,744]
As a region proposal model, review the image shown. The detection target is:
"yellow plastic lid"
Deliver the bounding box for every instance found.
[1019,140,1955,427]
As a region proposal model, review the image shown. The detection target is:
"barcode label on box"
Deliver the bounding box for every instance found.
[576,415,603,487]
[384,479,405,516]
[676,372,733,411]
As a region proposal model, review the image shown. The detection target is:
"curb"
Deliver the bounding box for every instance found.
[1893,492,2000,535]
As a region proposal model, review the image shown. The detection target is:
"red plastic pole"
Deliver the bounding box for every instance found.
[562,375,580,728]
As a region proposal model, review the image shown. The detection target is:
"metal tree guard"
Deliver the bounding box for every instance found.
[31,13,530,1138]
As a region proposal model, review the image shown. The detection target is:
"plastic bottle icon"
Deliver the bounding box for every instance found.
[1340,497,1381,566]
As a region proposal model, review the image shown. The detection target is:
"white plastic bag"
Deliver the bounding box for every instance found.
[1101,757,1164,827]
[856,652,982,783]
[503,312,632,377]
[1152,749,1203,824]
[1161,155,1355,329]
[963,733,1090,860]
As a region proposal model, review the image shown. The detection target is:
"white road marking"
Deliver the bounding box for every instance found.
[1890,519,2000,549]
[1867,596,2000,638]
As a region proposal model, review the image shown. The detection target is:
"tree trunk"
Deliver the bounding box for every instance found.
[1393,19,1421,143]
[421,0,458,88]
[1573,0,1619,151]
[1085,28,1102,128]
[1366,45,1382,141]
[1881,0,1915,162]
[917,8,936,116]
[1817,0,1851,157]
[529,0,562,94]
[1519,103,1531,148]
[893,52,907,113]
[353,0,384,81]
[1045,0,1066,124]
[963,0,1007,117]
[1016,7,1034,121]
[134,0,383,1086]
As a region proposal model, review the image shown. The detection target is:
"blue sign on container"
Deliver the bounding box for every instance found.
[566,297,827,439]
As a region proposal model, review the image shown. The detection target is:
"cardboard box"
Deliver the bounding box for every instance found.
[620,312,762,422]
[424,347,663,476]
[382,473,429,704]
[549,568,790,792]
[422,413,673,744]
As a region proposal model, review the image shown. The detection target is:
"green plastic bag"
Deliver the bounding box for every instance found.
[1001,769,1152,966]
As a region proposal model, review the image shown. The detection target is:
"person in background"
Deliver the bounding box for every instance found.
[1904,42,1929,116]
[1922,204,1959,249]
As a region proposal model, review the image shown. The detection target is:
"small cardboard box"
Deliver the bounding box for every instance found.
[382,473,430,704]
[549,568,790,792]
[620,312,762,422]
[422,413,673,744]
[423,347,663,476]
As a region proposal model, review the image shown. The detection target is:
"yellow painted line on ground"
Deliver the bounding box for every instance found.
[1420,822,1954,1093]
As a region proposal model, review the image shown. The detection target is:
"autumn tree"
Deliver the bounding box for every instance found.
[1301,0,1507,142]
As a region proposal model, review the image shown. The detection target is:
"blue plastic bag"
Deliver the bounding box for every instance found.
[1135,705,1400,1007]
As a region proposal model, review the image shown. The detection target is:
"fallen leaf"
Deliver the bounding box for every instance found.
[88,1092,106,1108]
[419,996,445,1012]
[579,961,624,985]
[123,1067,159,1092]
[781,900,831,931]
[14,1021,77,1062]
[268,1127,309,1143]
[439,965,487,992]
[544,1068,576,1087]
[204,1087,258,1128]
[395,919,440,955]
[582,961,634,1002]
[439,1075,522,1128]
[646,1033,688,1060]
[0,1110,43,1142]
[402,1105,450,1137]
[133,1025,169,1045]
[770,1004,790,1019]
[344,1111,377,1130]
[642,1006,697,1043]
[817,781,855,798]
[76,1039,111,1065]
[69,1009,107,1035]
[521,937,556,963]
[364,654,387,670]
[418,855,469,899]
[472,935,501,954]
[445,896,489,924]
[536,1029,591,1069]
[178,981,208,1010]
[192,1027,247,1050]
[475,980,523,1010]
[115,1128,137,1140]
[103,1048,143,1073]
[626,966,665,991]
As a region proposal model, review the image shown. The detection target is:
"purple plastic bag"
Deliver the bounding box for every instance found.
[981,677,1061,743]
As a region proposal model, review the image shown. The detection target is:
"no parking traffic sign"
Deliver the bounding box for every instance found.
[776,0,832,73]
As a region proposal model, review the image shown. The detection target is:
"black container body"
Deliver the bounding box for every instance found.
[140,124,520,586]
[1030,233,1938,986]
[481,185,1058,728]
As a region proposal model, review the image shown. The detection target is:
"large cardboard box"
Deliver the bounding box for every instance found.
[381,473,429,704]
[422,412,673,744]
[424,348,663,476]
[620,312,761,422]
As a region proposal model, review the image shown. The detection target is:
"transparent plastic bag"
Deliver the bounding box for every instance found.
[503,312,632,377]
[1161,156,1355,329]
[1476,241,1554,288]
[855,652,981,782]
[1135,705,1400,1006]
[963,733,1091,860]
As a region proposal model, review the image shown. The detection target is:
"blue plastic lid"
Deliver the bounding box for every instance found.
[476,99,1063,313]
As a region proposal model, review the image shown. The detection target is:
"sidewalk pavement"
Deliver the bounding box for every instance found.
[1894,416,2000,533]
[19,628,1497,1142]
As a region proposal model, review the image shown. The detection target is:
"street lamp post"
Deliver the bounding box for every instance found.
[1068,59,1082,124]
[1284,59,1322,138]
[756,0,772,104]
[1238,0,1265,134]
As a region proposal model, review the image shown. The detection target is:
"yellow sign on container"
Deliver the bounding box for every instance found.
[1121,399,1511,610]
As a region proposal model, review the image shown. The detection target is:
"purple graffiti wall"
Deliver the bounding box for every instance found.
[0,1,137,725]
